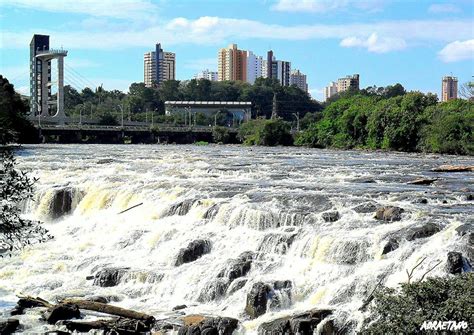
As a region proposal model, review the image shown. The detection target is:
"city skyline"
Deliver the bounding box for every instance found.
[1,0,473,101]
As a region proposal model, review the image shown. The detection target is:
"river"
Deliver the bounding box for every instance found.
[1,144,473,333]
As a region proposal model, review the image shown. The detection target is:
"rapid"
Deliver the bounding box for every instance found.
[1,144,473,333]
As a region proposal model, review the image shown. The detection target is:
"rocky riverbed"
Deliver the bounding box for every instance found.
[0,144,472,334]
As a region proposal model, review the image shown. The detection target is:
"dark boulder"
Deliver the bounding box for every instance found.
[353,202,378,214]
[92,267,129,287]
[322,211,340,222]
[178,316,238,335]
[413,198,428,204]
[245,281,293,319]
[45,303,81,324]
[405,223,440,241]
[382,238,399,255]
[258,233,296,255]
[166,199,199,217]
[245,282,272,319]
[227,278,247,295]
[446,252,464,274]
[407,178,438,185]
[50,188,74,219]
[11,297,47,315]
[0,319,20,335]
[173,304,187,311]
[176,240,211,266]
[218,251,254,281]
[375,206,404,222]
[258,309,333,335]
[455,223,473,237]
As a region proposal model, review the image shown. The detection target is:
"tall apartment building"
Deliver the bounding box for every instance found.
[218,44,247,81]
[246,51,266,84]
[324,82,338,101]
[337,74,360,92]
[266,50,291,86]
[195,69,218,81]
[290,69,308,92]
[144,43,175,88]
[441,76,458,102]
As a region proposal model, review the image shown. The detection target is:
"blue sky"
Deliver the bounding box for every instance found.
[0,0,473,101]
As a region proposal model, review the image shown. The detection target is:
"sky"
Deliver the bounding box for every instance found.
[0,0,473,101]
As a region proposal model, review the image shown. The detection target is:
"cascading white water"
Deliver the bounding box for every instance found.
[0,144,472,334]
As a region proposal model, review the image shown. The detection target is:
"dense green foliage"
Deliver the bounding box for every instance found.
[65,78,320,124]
[212,126,231,144]
[364,274,473,334]
[238,119,293,146]
[0,75,36,144]
[296,89,473,155]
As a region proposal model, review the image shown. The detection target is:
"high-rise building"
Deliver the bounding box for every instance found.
[266,50,291,86]
[324,82,338,101]
[29,34,67,123]
[218,44,247,81]
[337,74,360,92]
[144,43,175,88]
[195,69,218,81]
[246,51,266,84]
[290,69,308,92]
[441,76,458,102]
[30,34,50,116]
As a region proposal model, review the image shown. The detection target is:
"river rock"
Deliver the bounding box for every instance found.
[353,202,378,214]
[446,252,464,274]
[455,223,473,237]
[166,199,199,217]
[92,267,129,287]
[413,198,428,204]
[178,316,238,335]
[375,206,404,222]
[432,165,474,172]
[382,238,399,255]
[50,188,74,219]
[258,309,333,335]
[405,223,440,241]
[227,278,248,295]
[45,303,81,324]
[322,211,340,222]
[11,297,48,315]
[407,178,438,185]
[218,251,254,281]
[173,304,187,311]
[245,281,293,319]
[175,240,211,266]
[245,282,272,319]
[258,233,297,255]
[466,194,473,201]
[0,319,20,334]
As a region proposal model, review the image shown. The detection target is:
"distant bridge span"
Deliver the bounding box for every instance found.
[33,124,239,144]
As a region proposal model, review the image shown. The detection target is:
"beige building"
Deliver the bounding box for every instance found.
[144,43,175,88]
[290,69,308,92]
[441,76,458,102]
[324,81,338,101]
[218,44,247,82]
[337,74,360,92]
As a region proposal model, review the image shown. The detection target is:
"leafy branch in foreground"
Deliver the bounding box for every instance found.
[363,273,473,334]
[0,149,51,256]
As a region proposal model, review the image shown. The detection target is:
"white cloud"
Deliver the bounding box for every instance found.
[340,33,407,53]
[272,0,386,13]
[438,39,474,62]
[1,0,159,20]
[428,3,461,14]
[183,58,217,71]
[0,17,471,52]
[309,87,324,100]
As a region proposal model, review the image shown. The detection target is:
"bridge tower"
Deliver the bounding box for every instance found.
[30,34,68,124]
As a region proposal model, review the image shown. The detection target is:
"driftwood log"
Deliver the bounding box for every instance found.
[61,318,151,334]
[432,165,474,172]
[59,299,155,325]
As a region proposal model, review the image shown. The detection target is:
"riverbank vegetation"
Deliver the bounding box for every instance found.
[295,91,473,155]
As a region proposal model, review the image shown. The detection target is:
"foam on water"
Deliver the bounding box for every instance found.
[1,144,473,333]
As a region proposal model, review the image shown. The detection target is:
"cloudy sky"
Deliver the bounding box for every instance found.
[0,0,472,100]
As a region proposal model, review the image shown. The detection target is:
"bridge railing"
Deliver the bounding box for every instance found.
[36,124,239,132]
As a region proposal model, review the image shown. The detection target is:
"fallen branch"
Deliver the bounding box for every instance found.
[359,277,385,311]
[61,318,151,334]
[117,202,143,215]
[11,295,53,315]
[418,260,442,283]
[406,256,427,284]
[432,165,474,173]
[59,299,154,325]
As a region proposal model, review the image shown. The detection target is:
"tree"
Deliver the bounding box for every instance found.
[0,149,51,256]
[364,274,473,334]
[0,75,36,143]
[212,126,230,144]
[459,81,474,101]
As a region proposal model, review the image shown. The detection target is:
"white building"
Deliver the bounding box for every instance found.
[246,51,266,84]
[290,69,308,92]
[195,69,218,81]
[324,82,338,101]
